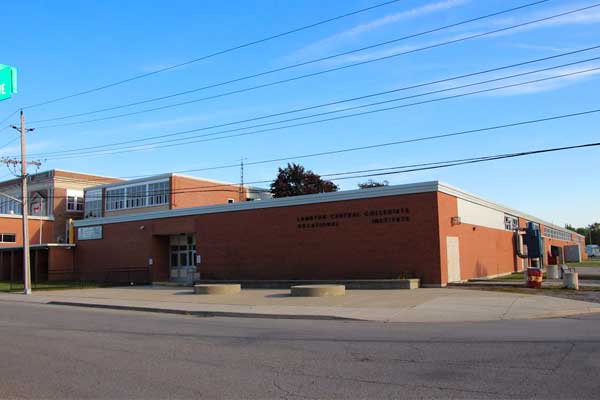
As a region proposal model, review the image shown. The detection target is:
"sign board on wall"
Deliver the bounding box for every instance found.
[78,226,102,240]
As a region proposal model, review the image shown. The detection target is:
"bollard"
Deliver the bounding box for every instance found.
[563,272,579,290]
[546,265,560,280]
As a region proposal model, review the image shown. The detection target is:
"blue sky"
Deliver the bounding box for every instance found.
[1,0,599,227]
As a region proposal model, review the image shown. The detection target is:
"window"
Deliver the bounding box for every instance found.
[84,189,102,218]
[106,188,125,211]
[30,190,51,216]
[0,233,16,243]
[0,195,21,215]
[227,198,235,204]
[504,215,519,231]
[105,180,169,212]
[544,227,572,241]
[148,181,169,206]
[126,185,147,208]
[66,189,84,212]
[67,196,84,211]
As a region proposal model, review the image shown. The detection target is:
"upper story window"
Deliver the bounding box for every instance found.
[504,215,519,231]
[28,188,52,217]
[106,180,169,212]
[126,185,147,208]
[0,233,16,243]
[66,189,84,212]
[84,189,102,218]
[0,194,22,215]
[148,181,169,206]
[544,226,572,241]
[106,187,125,211]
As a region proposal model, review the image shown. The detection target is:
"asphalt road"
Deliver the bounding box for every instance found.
[1,301,599,399]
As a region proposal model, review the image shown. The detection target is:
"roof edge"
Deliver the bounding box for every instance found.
[74,180,440,227]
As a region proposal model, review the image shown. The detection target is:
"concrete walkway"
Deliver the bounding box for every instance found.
[1,286,599,322]
[456,279,600,288]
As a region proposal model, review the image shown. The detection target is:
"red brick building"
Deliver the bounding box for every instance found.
[0,169,122,281]
[72,181,586,286]
[1,171,270,283]
[83,173,270,220]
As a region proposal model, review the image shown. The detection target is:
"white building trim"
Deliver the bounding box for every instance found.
[73,180,584,239]
[437,183,582,238]
[0,214,54,221]
[74,181,440,227]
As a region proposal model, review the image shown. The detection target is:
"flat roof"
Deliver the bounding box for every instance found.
[86,172,240,190]
[0,169,121,186]
[53,168,121,180]
[73,180,584,238]
[86,172,266,191]
[0,243,75,251]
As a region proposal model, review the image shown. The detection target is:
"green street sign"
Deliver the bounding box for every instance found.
[0,64,17,101]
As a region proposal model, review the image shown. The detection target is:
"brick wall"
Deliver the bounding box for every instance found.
[0,216,55,247]
[75,192,444,284]
[437,192,519,284]
[48,247,75,281]
[171,176,245,209]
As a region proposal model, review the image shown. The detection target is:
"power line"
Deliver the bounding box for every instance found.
[17,141,600,199]
[142,141,600,189]
[16,105,600,189]
[0,110,19,126]
[120,107,600,178]
[30,0,556,127]
[27,49,600,157]
[18,0,407,111]
[0,136,19,153]
[32,42,600,136]
[328,141,600,181]
[38,65,600,161]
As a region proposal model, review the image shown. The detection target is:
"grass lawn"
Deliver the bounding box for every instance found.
[567,260,600,267]
[490,272,535,281]
[488,269,599,282]
[0,281,101,292]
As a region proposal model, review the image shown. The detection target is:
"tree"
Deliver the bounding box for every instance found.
[358,179,389,189]
[270,163,338,198]
[565,222,600,245]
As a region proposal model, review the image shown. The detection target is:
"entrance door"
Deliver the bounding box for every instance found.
[446,236,461,283]
[169,234,197,283]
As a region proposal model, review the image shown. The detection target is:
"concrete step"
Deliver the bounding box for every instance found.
[192,279,420,290]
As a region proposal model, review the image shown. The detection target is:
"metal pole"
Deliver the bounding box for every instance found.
[239,158,244,202]
[20,110,32,295]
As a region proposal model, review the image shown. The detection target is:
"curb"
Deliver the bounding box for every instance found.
[46,301,362,321]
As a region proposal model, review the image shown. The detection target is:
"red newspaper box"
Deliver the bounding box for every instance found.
[526,268,543,289]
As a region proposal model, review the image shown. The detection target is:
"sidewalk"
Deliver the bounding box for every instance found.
[2,286,600,322]
[456,278,600,289]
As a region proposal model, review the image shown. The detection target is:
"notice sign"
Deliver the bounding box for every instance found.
[78,226,102,240]
[0,64,17,101]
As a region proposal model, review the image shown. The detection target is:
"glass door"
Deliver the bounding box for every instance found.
[169,234,196,282]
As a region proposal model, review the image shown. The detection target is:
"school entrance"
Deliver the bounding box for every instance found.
[169,234,197,283]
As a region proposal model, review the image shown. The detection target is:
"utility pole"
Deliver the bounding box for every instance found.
[239,157,245,202]
[5,110,39,295]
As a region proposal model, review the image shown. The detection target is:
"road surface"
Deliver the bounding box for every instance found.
[1,300,599,399]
